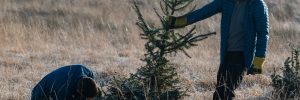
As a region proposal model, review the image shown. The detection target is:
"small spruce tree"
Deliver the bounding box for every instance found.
[271,45,300,99]
[104,0,215,99]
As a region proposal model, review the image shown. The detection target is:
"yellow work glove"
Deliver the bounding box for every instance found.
[248,57,265,74]
[167,16,188,29]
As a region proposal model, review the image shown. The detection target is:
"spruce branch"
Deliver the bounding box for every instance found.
[105,0,215,99]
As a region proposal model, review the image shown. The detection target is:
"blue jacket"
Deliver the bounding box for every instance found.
[31,65,94,100]
[186,0,269,69]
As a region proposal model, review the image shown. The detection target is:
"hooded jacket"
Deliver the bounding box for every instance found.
[185,0,269,69]
[31,65,94,100]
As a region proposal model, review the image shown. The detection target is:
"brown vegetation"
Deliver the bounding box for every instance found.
[0,0,299,99]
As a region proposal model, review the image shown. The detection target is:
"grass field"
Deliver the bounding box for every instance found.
[0,0,299,99]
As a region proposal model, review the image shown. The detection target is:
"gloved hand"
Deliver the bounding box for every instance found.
[166,16,188,29]
[247,57,265,75]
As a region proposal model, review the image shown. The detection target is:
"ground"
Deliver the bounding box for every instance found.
[0,0,299,99]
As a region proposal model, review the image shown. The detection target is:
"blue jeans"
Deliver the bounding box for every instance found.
[213,52,246,100]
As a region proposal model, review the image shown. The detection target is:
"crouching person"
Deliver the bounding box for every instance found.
[31,65,100,100]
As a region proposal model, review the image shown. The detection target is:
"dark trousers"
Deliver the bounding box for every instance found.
[213,52,246,100]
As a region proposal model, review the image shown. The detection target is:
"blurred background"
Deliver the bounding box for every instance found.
[0,0,299,99]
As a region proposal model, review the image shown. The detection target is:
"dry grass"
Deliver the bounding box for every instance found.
[0,0,299,99]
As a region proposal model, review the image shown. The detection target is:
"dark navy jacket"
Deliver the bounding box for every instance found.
[31,65,94,100]
[185,0,269,69]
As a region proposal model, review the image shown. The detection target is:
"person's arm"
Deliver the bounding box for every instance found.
[251,0,269,74]
[254,0,269,57]
[186,0,222,24]
[169,0,222,28]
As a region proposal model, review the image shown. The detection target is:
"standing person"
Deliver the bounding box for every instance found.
[168,0,269,99]
[31,65,100,100]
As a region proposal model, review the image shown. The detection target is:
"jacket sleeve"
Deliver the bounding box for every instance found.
[254,0,269,57]
[186,0,222,25]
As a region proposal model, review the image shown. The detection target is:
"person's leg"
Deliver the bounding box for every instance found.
[226,52,246,97]
[213,63,228,100]
[213,52,246,100]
